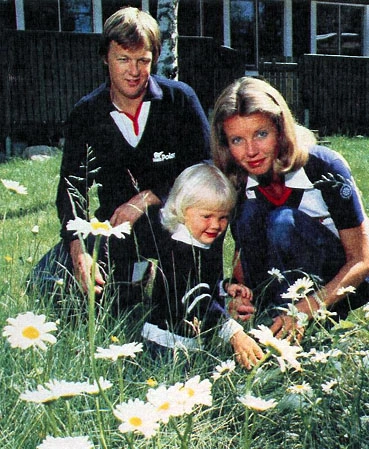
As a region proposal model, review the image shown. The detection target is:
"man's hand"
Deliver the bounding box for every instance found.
[70,239,105,295]
[226,282,255,322]
[231,330,264,369]
[110,190,161,227]
[270,314,305,343]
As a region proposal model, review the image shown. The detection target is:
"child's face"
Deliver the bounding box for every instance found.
[183,207,230,245]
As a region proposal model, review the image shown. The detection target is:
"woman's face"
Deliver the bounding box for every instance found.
[223,112,279,177]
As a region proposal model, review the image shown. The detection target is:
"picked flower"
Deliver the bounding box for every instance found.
[36,435,94,449]
[66,217,130,239]
[3,312,57,351]
[250,325,302,372]
[237,394,277,411]
[281,276,314,300]
[1,178,27,194]
[113,398,161,439]
[95,342,143,361]
[212,359,236,381]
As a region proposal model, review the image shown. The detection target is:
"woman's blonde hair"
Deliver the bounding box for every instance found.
[211,77,315,189]
[161,163,237,233]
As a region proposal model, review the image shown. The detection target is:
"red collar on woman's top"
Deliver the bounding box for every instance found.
[257,184,293,206]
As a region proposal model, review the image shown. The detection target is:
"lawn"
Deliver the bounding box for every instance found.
[1,136,369,449]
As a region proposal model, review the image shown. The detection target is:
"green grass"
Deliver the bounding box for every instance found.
[1,138,369,449]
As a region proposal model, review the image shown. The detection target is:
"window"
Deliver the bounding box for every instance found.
[230,0,283,68]
[316,3,364,56]
[102,0,149,24]
[178,0,223,39]
[24,0,92,32]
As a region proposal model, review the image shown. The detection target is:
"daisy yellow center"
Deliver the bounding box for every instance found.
[22,326,41,340]
[91,221,111,231]
[186,388,195,397]
[295,385,305,390]
[129,416,143,427]
[158,402,170,411]
[296,286,306,294]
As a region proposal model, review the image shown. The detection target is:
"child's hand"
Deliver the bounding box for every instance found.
[230,330,264,369]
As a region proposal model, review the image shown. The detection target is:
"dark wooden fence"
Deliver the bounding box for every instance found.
[260,54,369,136]
[300,54,369,136]
[0,30,244,153]
[259,59,300,119]
[0,30,105,149]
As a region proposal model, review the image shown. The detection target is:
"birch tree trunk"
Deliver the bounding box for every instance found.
[156,0,179,80]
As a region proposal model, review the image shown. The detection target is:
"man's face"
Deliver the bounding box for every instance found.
[106,41,153,102]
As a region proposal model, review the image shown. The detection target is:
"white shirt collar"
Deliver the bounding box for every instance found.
[171,223,211,249]
[246,167,314,190]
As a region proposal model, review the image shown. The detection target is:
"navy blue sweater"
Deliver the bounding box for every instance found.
[56,75,210,243]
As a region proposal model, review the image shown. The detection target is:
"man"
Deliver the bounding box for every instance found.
[34,7,210,307]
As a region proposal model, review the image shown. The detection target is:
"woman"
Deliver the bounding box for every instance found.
[211,76,369,338]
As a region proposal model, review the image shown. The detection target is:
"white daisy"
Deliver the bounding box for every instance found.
[1,178,27,194]
[36,435,94,449]
[177,375,213,414]
[267,268,284,282]
[114,398,161,439]
[44,379,86,398]
[250,325,302,372]
[287,381,313,395]
[3,312,57,351]
[337,285,356,296]
[66,217,130,239]
[95,342,143,361]
[81,377,113,394]
[304,348,330,364]
[147,384,185,422]
[20,385,58,404]
[237,394,277,411]
[321,380,338,394]
[281,276,314,300]
[212,359,236,380]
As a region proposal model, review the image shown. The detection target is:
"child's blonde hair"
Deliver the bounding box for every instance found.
[161,162,237,233]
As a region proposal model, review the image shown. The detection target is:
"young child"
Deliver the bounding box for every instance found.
[141,163,263,369]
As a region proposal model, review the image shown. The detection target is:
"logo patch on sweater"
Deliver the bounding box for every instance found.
[152,151,176,162]
[340,184,352,199]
